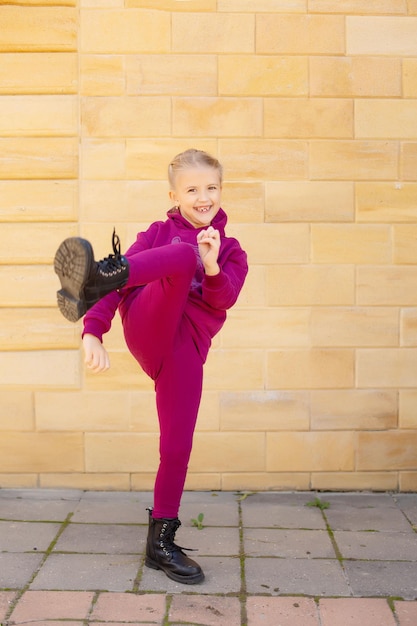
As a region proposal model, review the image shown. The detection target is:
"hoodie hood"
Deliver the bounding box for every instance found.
[167,206,228,236]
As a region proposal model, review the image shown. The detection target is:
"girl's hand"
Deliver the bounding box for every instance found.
[197,226,221,276]
[83,333,110,373]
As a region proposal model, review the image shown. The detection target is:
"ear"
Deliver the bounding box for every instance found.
[169,190,177,204]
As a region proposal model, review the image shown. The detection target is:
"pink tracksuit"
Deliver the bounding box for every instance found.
[83,208,248,518]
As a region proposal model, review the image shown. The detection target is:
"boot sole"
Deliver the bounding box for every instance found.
[145,557,205,585]
[54,237,94,322]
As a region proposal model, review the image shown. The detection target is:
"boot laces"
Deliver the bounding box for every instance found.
[97,229,127,277]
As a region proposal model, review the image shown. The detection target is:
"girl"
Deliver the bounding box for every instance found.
[54,149,248,584]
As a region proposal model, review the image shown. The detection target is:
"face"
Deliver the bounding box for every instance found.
[169,166,222,229]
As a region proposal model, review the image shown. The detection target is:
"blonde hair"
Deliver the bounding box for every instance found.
[168,149,223,189]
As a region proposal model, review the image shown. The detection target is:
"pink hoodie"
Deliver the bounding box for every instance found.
[83,208,248,362]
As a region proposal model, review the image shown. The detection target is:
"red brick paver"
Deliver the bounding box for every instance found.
[0,591,16,620]
[319,598,396,626]
[90,592,166,622]
[169,595,241,626]
[9,591,94,622]
[395,601,417,626]
[246,597,319,626]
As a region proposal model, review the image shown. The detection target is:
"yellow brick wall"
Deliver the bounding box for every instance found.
[1,0,417,493]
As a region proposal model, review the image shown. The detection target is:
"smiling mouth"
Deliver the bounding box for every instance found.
[195,206,211,213]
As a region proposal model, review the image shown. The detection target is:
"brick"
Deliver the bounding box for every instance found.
[347,16,417,55]
[267,349,355,389]
[0,266,58,307]
[0,181,77,222]
[399,390,417,428]
[80,181,167,223]
[357,183,417,223]
[0,391,34,431]
[222,182,265,223]
[0,96,78,137]
[80,9,170,53]
[310,140,398,180]
[311,307,398,347]
[80,55,125,96]
[319,598,397,626]
[357,267,417,305]
[267,432,355,471]
[127,0,216,9]
[394,601,417,626]
[219,0,306,10]
[230,224,309,264]
[185,472,222,491]
[312,472,398,491]
[394,225,417,263]
[264,98,353,138]
[400,472,417,491]
[409,0,417,14]
[221,472,311,491]
[84,351,154,392]
[222,308,310,348]
[357,431,417,470]
[10,591,94,622]
[0,308,79,351]
[0,432,84,472]
[357,348,417,387]
[247,597,319,626]
[0,474,37,488]
[205,349,264,390]
[256,14,345,53]
[311,224,391,264]
[401,308,417,346]
[401,143,417,180]
[192,390,220,432]
[170,596,241,626]
[40,473,131,490]
[356,99,417,139]
[220,390,309,431]
[126,55,217,96]
[218,55,308,96]
[35,391,130,431]
[311,390,397,430]
[310,56,401,97]
[172,12,254,53]
[266,181,354,222]
[309,0,407,13]
[91,593,165,622]
[220,139,308,180]
[81,141,125,180]
[81,97,171,138]
[0,7,77,52]
[173,97,263,137]
[0,350,80,388]
[0,53,77,95]
[131,472,162,490]
[403,59,417,97]
[267,265,355,306]
[0,138,78,179]
[1,223,78,264]
[190,432,265,472]
[234,265,266,308]
[126,138,217,180]
[85,433,159,471]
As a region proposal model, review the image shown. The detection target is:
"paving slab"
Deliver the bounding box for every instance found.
[344,560,417,599]
[179,491,241,527]
[29,554,139,591]
[243,528,335,558]
[71,493,148,524]
[319,598,396,626]
[0,553,44,588]
[169,595,241,626]
[90,592,166,622]
[241,493,326,529]
[246,597,319,626]
[325,503,412,531]
[53,523,145,554]
[394,494,417,525]
[245,557,351,596]
[0,520,61,552]
[335,530,417,560]
[9,590,94,622]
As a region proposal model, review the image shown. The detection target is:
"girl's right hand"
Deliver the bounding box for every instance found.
[83,333,110,373]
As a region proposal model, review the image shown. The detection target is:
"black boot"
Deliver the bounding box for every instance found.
[54,229,129,322]
[145,508,204,585]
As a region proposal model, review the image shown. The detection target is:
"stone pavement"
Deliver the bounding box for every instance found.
[0,489,416,626]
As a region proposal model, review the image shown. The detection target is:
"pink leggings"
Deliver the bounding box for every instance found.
[122,243,203,519]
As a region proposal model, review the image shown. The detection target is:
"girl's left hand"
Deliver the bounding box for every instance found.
[197,226,221,276]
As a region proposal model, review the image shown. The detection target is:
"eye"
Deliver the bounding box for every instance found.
[208,185,218,191]
[187,188,197,193]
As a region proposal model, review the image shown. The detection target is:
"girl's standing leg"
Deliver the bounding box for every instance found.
[122,242,203,517]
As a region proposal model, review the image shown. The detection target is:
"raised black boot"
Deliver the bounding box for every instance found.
[54,229,129,322]
[145,508,204,584]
